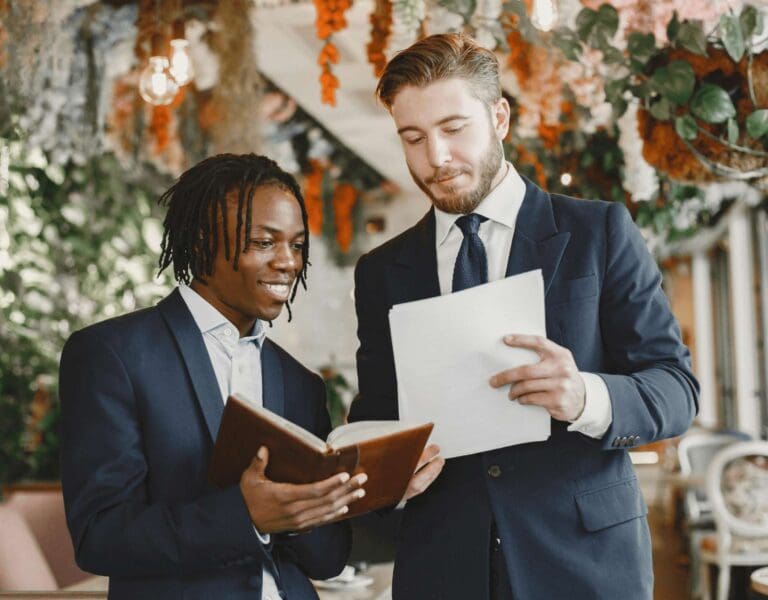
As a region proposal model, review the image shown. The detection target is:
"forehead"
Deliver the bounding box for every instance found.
[390,78,485,128]
[223,184,304,232]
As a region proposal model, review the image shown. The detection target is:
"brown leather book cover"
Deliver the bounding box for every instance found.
[209,394,433,520]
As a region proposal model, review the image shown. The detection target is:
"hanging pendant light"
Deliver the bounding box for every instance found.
[169,18,194,86]
[139,56,179,105]
[531,0,559,32]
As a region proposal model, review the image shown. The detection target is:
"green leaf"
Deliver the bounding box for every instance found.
[719,14,745,62]
[727,118,739,144]
[675,115,699,140]
[438,0,476,21]
[575,8,598,42]
[667,12,681,42]
[604,78,627,103]
[602,47,624,64]
[650,97,672,121]
[651,61,696,105]
[552,28,582,61]
[739,5,758,38]
[746,109,768,138]
[611,97,628,118]
[627,32,656,63]
[690,83,737,123]
[596,4,620,36]
[677,21,708,56]
[575,4,618,48]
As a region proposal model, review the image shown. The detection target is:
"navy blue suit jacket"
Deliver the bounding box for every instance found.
[349,179,699,599]
[60,289,351,599]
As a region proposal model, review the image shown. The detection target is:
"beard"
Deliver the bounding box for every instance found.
[409,127,504,215]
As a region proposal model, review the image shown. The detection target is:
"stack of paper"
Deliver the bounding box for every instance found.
[389,269,551,459]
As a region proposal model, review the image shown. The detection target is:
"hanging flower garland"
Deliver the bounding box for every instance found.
[313,0,352,105]
[332,183,358,253]
[304,159,326,235]
[367,0,393,77]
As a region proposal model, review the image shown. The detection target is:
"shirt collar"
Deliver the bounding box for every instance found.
[178,284,266,346]
[435,161,526,247]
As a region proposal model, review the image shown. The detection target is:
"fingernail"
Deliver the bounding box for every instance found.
[505,335,515,343]
[356,489,366,499]
[489,377,497,387]
[257,447,266,460]
[356,473,368,485]
[338,472,350,484]
[339,505,349,514]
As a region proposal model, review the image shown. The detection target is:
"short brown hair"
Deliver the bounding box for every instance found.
[376,33,501,110]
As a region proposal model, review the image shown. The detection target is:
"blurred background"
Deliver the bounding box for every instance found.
[1,0,768,598]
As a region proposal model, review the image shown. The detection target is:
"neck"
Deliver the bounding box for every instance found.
[189,279,257,337]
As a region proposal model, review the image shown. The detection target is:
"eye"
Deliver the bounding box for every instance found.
[250,239,274,250]
[444,125,465,134]
[291,241,306,252]
[404,136,424,145]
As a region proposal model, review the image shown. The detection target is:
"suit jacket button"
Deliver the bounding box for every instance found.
[488,465,502,478]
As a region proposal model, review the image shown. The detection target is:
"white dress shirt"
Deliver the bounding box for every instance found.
[433,162,612,438]
[179,285,282,600]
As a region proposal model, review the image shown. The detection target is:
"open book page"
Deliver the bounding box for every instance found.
[229,394,327,453]
[326,420,427,450]
[389,269,551,459]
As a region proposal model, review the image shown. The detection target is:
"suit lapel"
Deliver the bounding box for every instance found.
[158,289,224,442]
[260,340,285,416]
[392,210,441,304]
[505,177,570,296]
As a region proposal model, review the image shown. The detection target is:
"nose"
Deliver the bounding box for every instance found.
[271,242,300,272]
[427,135,451,169]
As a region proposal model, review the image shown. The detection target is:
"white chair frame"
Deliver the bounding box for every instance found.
[700,441,768,600]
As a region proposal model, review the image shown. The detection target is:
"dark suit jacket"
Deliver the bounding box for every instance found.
[349,179,699,600]
[60,289,350,599]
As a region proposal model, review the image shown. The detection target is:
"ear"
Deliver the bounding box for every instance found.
[492,97,511,141]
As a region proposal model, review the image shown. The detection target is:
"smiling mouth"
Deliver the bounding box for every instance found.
[433,172,466,185]
[259,281,293,301]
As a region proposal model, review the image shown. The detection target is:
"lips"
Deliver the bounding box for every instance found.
[259,281,293,301]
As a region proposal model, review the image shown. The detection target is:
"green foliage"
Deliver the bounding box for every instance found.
[690,84,737,124]
[675,115,699,140]
[323,371,350,429]
[651,61,696,105]
[746,109,768,139]
[719,14,746,62]
[0,128,174,485]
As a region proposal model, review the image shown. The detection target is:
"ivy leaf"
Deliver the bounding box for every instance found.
[602,47,624,64]
[739,5,759,39]
[677,21,708,56]
[667,12,681,42]
[627,32,656,63]
[675,115,699,140]
[552,28,582,61]
[719,14,745,62]
[438,0,476,21]
[746,109,768,138]
[650,97,672,121]
[576,4,618,48]
[651,61,696,105]
[690,83,737,123]
[611,97,628,118]
[604,78,627,103]
[727,118,739,144]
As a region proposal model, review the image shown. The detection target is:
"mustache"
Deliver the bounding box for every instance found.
[425,167,470,185]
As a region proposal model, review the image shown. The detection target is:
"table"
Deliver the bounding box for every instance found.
[752,566,768,597]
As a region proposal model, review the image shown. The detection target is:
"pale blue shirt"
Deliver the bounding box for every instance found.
[179,284,282,600]
[433,162,612,438]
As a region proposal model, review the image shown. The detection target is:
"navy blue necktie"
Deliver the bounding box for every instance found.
[452,213,489,292]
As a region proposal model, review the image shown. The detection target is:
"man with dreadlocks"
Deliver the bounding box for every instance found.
[59,154,363,599]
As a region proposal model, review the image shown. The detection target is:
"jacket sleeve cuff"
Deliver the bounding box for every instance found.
[567,372,612,439]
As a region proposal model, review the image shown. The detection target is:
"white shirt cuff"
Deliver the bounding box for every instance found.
[567,372,612,439]
[253,526,270,545]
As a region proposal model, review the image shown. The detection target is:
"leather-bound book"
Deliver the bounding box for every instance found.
[209,394,433,520]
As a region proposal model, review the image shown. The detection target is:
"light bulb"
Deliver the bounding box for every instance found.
[169,39,194,86]
[139,56,179,106]
[531,0,558,32]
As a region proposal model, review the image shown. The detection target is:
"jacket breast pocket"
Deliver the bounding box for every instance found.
[575,477,648,532]
[547,274,598,307]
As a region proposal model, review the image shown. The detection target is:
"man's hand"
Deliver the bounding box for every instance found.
[403,444,445,502]
[239,447,367,534]
[489,334,586,422]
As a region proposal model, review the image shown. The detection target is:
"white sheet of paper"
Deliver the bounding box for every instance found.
[389,269,551,459]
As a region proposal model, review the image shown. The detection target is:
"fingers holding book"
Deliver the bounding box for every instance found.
[403,443,445,502]
[239,446,368,533]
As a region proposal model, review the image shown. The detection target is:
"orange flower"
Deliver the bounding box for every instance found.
[333,183,358,252]
[367,0,392,77]
[313,0,352,104]
[304,160,325,234]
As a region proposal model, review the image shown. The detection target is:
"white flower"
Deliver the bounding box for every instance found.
[618,102,659,202]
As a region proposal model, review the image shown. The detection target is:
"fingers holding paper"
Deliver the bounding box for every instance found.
[240,446,367,533]
[403,444,445,502]
[489,334,586,423]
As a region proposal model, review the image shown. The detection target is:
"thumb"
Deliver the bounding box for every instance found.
[250,446,269,478]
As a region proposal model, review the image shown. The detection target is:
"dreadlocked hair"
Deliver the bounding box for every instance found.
[157,153,310,322]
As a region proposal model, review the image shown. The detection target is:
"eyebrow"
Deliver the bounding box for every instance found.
[397,114,471,135]
[251,225,306,238]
